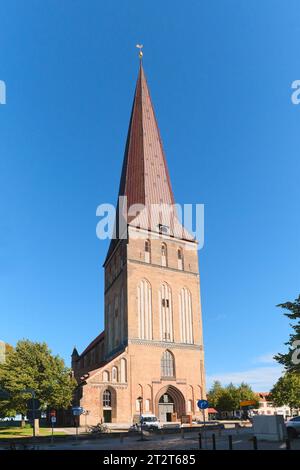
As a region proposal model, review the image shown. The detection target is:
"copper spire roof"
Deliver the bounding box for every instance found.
[118,63,175,210]
[105,63,194,264]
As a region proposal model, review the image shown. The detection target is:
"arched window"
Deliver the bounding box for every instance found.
[103,389,111,408]
[177,248,184,270]
[159,283,173,342]
[120,288,124,342]
[107,303,113,351]
[136,399,142,412]
[179,288,193,344]
[120,243,125,267]
[114,295,119,347]
[103,370,109,382]
[187,399,193,413]
[161,350,175,378]
[144,240,151,263]
[159,393,173,404]
[145,399,150,412]
[112,366,118,382]
[137,279,153,340]
[113,256,117,277]
[119,248,122,270]
[120,358,127,383]
[161,243,167,267]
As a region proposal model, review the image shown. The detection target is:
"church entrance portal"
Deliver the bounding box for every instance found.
[155,385,186,422]
[158,394,174,422]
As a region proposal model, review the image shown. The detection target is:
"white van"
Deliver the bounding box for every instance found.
[140,414,161,430]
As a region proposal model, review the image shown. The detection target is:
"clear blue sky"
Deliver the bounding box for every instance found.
[1,0,299,391]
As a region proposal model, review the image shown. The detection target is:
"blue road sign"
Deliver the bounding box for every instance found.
[72,406,84,416]
[27,410,41,420]
[0,388,10,400]
[197,399,209,410]
[27,398,41,410]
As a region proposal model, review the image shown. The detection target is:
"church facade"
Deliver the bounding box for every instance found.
[71,62,206,425]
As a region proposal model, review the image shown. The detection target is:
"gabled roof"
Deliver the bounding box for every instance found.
[79,331,105,358]
[77,348,127,384]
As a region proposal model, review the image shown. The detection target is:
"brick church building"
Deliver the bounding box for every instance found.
[71,59,206,425]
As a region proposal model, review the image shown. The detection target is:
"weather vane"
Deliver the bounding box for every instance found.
[136,44,143,60]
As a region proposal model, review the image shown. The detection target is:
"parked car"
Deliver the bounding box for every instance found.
[286,416,300,438]
[140,414,161,430]
[129,414,161,432]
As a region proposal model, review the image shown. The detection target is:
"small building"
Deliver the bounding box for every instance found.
[208,408,218,420]
[254,392,300,420]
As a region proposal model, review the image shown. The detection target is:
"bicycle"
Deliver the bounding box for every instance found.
[88,423,111,435]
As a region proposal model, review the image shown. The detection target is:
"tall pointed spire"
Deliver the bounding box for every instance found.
[105,61,193,263]
[118,63,175,211]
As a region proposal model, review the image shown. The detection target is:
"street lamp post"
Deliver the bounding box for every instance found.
[137,396,144,441]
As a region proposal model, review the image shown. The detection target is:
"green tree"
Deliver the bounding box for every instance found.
[207,381,258,413]
[270,373,300,409]
[274,295,300,372]
[236,382,259,408]
[207,381,223,408]
[0,340,76,417]
[226,383,240,411]
[217,389,237,413]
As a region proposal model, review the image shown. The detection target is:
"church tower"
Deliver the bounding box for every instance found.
[72,60,206,425]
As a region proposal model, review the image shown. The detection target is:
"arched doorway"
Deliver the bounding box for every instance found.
[158,393,174,422]
[103,389,112,423]
[101,387,117,423]
[155,385,186,422]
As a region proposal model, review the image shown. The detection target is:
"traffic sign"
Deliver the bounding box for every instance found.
[72,406,84,416]
[27,410,41,420]
[197,399,209,410]
[26,398,41,410]
[51,416,57,424]
[0,388,10,400]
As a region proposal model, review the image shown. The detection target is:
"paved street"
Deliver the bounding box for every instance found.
[1,428,299,451]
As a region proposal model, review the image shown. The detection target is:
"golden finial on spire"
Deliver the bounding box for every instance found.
[136,44,143,59]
